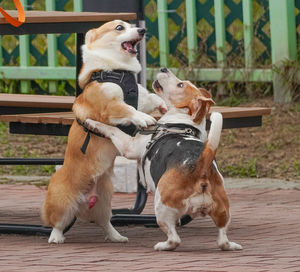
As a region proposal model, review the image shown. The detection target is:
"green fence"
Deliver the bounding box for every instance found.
[0,0,299,102]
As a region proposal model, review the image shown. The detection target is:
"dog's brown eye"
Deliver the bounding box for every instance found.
[115,25,124,31]
[177,82,183,88]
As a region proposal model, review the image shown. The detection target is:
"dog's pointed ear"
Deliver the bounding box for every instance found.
[85,29,97,45]
[191,89,215,123]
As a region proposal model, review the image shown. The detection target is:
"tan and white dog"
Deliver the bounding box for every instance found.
[42,20,166,244]
[84,68,243,251]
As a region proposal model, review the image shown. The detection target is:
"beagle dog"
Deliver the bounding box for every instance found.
[84,69,243,251]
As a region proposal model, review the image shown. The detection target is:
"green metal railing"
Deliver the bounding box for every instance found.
[146,0,298,103]
[0,0,299,102]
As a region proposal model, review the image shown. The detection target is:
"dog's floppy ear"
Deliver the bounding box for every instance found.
[85,29,97,45]
[191,89,215,124]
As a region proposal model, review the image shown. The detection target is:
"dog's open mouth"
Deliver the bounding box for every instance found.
[153,80,163,91]
[121,39,140,55]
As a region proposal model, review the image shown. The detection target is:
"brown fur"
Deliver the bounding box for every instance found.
[86,21,125,50]
[43,21,164,244]
[73,81,135,123]
[43,48,138,229]
[156,82,229,228]
[157,147,229,228]
[172,84,214,124]
[42,120,117,227]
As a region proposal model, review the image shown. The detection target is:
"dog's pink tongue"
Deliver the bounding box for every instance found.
[123,42,133,50]
[88,196,98,209]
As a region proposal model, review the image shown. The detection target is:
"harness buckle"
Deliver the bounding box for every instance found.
[185,128,194,135]
[146,140,153,150]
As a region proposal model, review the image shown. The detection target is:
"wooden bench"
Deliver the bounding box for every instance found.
[0,93,74,115]
[0,105,271,165]
[0,106,272,135]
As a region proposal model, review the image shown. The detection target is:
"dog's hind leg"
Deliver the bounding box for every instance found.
[43,172,79,244]
[154,191,181,251]
[213,213,243,251]
[209,190,242,251]
[89,170,128,243]
[46,200,78,244]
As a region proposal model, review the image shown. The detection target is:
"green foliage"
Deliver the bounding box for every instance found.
[0,122,7,133]
[42,165,55,174]
[11,165,33,175]
[273,54,300,102]
[0,78,20,94]
[218,96,247,107]
[290,102,300,112]
[293,158,300,177]
[60,136,68,144]
[266,142,278,152]
[221,158,258,178]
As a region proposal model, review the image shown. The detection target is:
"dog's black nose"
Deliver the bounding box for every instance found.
[138,28,146,36]
[160,67,168,73]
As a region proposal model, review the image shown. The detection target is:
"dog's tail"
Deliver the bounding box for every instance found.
[193,112,223,191]
[207,111,223,152]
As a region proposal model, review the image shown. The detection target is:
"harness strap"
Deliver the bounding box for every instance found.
[80,131,90,155]
[78,69,139,154]
[138,123,200,142]
[77,119,105,154]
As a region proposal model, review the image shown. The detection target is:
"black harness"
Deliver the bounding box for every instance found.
[78,70,139,154]
[139,123,202,186]
[88,70,139,109]
[139,123,201,150]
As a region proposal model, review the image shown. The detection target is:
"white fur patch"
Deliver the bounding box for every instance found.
[208,112,223,150]
[101,82,124,100]
[213,160,225,186]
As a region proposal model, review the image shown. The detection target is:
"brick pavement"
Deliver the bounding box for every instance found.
[0,184,300,272]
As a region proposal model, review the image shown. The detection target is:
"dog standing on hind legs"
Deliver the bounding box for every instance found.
[84,68,243,251]
[42,20,167,244]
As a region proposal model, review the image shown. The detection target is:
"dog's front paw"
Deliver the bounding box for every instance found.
[154,241,178,251]
[105,233,129,243]
[131,111,156,127]
[83,118,98,131]
[219,241,243,251]
[151,95,168,114]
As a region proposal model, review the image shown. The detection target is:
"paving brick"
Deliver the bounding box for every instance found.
[0,184,300,271]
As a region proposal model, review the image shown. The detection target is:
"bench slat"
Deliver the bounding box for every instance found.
[210,106,271,118]
[0,94,74,109]
[0,107,271,125]
[0,11,136,24]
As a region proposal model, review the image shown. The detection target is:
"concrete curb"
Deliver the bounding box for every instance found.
[1,157,299,192]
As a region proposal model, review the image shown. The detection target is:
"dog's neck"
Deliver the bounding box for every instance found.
[79,45,141,88]
[159,108,207,142]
